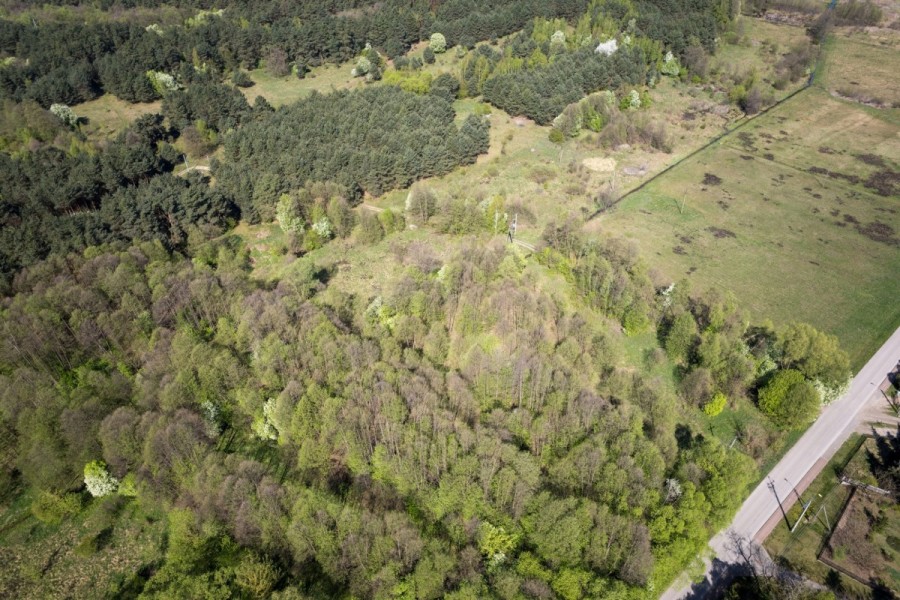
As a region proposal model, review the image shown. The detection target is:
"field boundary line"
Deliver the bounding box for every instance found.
[587,83,813,220]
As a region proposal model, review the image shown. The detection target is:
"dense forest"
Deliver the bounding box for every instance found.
[0,0,853,598]
[215,86,490,221]
[0,220,850,598]
[0,83,488,285]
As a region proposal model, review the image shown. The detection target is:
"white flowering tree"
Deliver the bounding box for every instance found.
[311,217,333,239]
[146,70,178,95]
[595,39,618,56]
[351,55,372,78]
[201,400,221,436]
[660,51,680,77]
[49,103,78,128]
[84,460,119,497]
[550,30,566,53]
[429,32,447,53]
[252,398,279,441]
[664,478,683,503]
[814,375,851,405]
[621,89,641,109]
[276,194,304,234]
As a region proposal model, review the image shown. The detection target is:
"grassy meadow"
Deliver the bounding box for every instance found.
[74,94,161,141]
[820,33,900,108]
[594,86,900,368]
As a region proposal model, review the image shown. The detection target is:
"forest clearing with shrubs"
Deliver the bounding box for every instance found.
[0,0,897,599]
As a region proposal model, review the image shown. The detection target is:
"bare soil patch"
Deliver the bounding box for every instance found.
[707,226,737,238]
[582,157,617,172]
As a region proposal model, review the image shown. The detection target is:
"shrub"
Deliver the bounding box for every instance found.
[31,490,82,524]
[49,103,78,128]
[182,121,219,157]
[549,128,566,143]
[623,302,651,335]
[357,210,385,244]
[834,0,882,26]
[660,51,680,77]
[703,392,727,417]
[276,194,305,234]
[430,33,447,54]
[683,45,709,80]
[405,184,437,224]
[681,368,715,406]
[265,47,290,77]
[118,473,138,497]
[231,70,253,88]
[382,69,432,94]
[758,369,820,430]
[423,47,436,64]
[665,312,699,362]
[146,70,178,95]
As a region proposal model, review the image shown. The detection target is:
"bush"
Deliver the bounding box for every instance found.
[231,70,253,88]
[423,47,436,64]
[357,211,385,244]
[758,369,820,430]
[703,392,727,417]
[382,69,432,94]
[406,184,437,224]
[31,490,82,524]
[430,33,447,54]
[49,103,78,128]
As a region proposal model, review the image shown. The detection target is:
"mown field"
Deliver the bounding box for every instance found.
[595,87,900,368]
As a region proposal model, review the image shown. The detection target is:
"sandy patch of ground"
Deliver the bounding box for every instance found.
[582,157,617,172]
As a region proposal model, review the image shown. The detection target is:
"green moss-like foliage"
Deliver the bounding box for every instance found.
[759,369,820,430]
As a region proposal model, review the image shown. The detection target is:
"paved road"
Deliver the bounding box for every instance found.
[660,326,900,600]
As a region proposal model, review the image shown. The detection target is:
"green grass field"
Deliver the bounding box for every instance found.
[240,63,364,107]
[73,94,161,141]
[820,33,900,108]
[595,87,900,368]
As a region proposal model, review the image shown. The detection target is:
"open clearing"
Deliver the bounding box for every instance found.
[821,34,900,108]
[73,94,160,141]
[240,63,363,107]
[595,87,900,368]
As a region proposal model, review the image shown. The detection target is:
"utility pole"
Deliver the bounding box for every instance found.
[768,477,791,530]
[811,494,831,533]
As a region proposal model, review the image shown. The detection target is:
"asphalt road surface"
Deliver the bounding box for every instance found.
[660,326,900,600]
